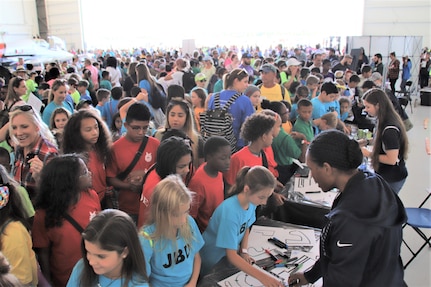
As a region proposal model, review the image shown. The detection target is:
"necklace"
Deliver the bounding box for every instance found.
[97,276,120,287]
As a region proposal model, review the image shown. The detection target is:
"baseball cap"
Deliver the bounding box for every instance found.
[203,55,212,62]
[286,58,302,67]
[242,52,252,59]
[195,73,206,82]
[259,63,277,74]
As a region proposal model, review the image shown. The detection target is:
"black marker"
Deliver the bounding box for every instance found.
[268,238,285,248]
[272,237,288,249]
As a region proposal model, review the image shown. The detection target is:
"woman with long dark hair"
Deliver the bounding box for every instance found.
[361,88,409,194]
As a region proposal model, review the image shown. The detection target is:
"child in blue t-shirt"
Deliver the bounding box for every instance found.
[200,166,283,286]
[67,209,149,287]
[99,70,113,91]
[140,175,204,287]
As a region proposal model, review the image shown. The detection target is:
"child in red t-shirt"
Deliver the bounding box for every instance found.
[188,136,231,233]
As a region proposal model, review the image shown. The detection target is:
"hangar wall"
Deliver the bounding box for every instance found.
[43,0,83,51]
[0,0,39,42]
[363,0,431,48]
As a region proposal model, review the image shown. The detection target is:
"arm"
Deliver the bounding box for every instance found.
[378,149,400,165]
[320,218,375,286]
[184,252,201,287]
[0,122,9,142]
[226,249,283,287]
[107,176,141,194]
[35,247,51,284]
[119,90,148,119]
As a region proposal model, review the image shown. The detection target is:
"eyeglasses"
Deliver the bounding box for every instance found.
[11,105,33,112]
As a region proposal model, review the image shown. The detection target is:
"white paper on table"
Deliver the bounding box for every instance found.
[216,251,320,286]
[217,264,284,287]
[294,176,321,193]
[247,225,317,261]
[303,190,338,207]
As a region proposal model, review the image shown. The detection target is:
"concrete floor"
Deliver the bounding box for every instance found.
[398,95,431,287]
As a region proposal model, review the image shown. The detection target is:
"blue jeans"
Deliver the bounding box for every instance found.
[388,178,407,194]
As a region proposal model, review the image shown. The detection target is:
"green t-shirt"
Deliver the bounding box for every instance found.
[17,185,35,218]
[70,90,81,105]
[272,128,302,166]
[293,117,314,143]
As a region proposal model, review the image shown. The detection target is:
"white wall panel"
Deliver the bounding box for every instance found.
[363,0,431,46]
[45,0,83,50]
[0,0,39,41]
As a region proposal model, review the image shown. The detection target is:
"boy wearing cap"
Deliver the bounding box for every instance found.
[280,58,301,91]
[194,73,207,90]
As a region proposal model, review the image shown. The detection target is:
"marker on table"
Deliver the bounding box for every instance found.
[264,249,278,261]
[289,263,303,274]
[269,237,288,249]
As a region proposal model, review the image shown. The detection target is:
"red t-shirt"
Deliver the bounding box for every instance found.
[224,146,278,186]
[107,136,159,215]
[188,163,224,233]
[32,189,101,287]
[137,169,161,228]
[87,150,108,201]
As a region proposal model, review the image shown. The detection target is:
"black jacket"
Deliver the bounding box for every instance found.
[305,170,406,287]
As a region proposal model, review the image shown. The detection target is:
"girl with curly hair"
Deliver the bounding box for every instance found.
[62,109,113,206]
[31,154,101,287]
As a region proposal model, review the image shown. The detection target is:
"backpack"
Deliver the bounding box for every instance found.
[0,100,20,128]
[181,70,196,93]
[151,82,167,112]
[257,83,286,100]
[199,92,241,153]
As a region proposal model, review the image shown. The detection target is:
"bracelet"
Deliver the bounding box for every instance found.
[240,248,248,254]
[301,139,310,145]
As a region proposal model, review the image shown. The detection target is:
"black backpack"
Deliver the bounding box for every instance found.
[199,92,241,154]
[181,70,196,93]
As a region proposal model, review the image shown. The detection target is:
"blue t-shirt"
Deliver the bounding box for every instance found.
[140,215,204,287]
[101,99,119,127]
[207,90,255,149]
[200,195,256,275]
[66,259,149,287]
[42,101,74,126]
[311,97,340,133]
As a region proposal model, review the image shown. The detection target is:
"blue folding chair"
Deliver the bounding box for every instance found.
[402,188,431,269]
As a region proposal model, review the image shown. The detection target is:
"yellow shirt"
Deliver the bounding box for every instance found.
[259,84,291,104]
[1,221,38,286]
[282,121,293,134]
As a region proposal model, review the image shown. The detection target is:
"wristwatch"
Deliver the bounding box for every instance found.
[241,248,248,254]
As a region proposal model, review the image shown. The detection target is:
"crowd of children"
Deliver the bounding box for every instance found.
[0,45,409,286]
